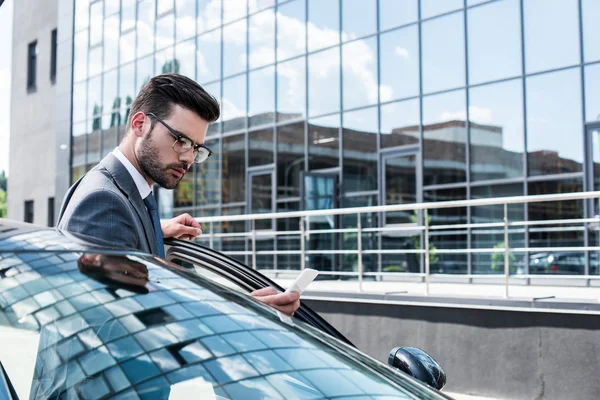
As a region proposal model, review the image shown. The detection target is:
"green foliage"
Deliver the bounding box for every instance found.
[0,188,6,218]
[491,242,516,273]
[0,170,6,192]
[410,211,439,265]
[161,59,181,74]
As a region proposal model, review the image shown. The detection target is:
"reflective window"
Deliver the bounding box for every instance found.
[308,0,339,52]
[380,98,420,149]
[524,0,580,74]
[249,8,275,69]
[103,70,119,123]
[224,0,247,23]
[156,47,175,74]
[277,122,305,199]
[422,12,465,94]
[197,29,221,83]
[583,0,600,63]
[73,123,87,168]
[120,30,136,65]
[222,75,247,133]
[467,0,521,85]
[343,107,378,192]
[73,82,87,123]
[119,63,135,125]
[308,47,340,116]
[380,26,419,102]
[379,0,417,31]
[250,0,275,13]
[383,153,417,224]
[73,30,88,83]
[137,0,156,58]
[175,39,196,79]
[249,66,275,127]
[342,37,378,110]
[222,134,246,203]
[88,76,103,128]
[104,15,119,71]
[342,0,376,41]
[249,129,275,166]
[122,0,136,32]
[204,82,221,135]
[157,0,173,14]
[175,0,196,42]
[175,166,194,208]
[90,1,103,45]
[277,57,306,122]
[223,19,247,77]
[308,114,340,170]
[105,0,120,16]
[75,0,90,32]
[421,0,463,19]
[137,55,155,92]
[197,138,221,205]
[423,89,467,186]
[156,13,175,50]
[198,0,221,33]
[277,0,306,62]
[585,64,600,122]
[88,45,102,77]
[469,79,524,181]
[526,68,583,176]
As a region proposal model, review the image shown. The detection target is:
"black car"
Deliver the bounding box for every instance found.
[0,219,449,400]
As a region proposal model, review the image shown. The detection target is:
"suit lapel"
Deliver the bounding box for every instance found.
[99,153,159,254]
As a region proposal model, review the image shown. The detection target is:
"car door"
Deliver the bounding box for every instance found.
[164,238,354,347]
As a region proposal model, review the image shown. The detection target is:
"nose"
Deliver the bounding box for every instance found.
[178,147,195,166]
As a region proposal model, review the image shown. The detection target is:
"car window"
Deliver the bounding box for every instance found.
[0,251,443,400]
[168,255,249,294]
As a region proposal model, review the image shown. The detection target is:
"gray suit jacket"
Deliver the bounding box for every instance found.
[57,153,159,255]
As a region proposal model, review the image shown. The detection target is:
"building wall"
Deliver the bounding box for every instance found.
[8,0,58,225]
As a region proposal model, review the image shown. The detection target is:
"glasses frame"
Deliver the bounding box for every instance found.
[146,112,214,163]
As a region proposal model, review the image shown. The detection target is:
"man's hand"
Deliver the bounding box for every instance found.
[161,213,202,240]
[251,287,301,316]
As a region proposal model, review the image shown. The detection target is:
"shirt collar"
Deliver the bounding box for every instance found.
[112,148,153,199]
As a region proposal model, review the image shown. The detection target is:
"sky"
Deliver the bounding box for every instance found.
[0,0,12,176]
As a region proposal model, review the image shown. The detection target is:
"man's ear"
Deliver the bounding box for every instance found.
[130,112,148,138]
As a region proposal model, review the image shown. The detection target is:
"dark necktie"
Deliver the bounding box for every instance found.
[143,193,165,258]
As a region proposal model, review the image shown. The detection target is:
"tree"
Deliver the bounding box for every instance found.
[0,188,6,218]
[491,242,516,273]
[0,170,6,192]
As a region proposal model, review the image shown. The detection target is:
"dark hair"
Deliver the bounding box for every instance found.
[127,73,220,128]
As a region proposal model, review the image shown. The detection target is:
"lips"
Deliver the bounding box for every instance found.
[171,168,185,178]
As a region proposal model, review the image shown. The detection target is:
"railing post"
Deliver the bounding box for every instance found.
[504,203,509,298]
[252,219,257,270]
[357,213,363,292]
[209,222,214,249]
[300,217,306,271]
[425,208,430,295]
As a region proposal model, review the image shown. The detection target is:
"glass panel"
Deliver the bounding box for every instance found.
[592,129,600,217]
[197,29,221,83]
[73,81,87,123]
[249,129,274,166]
[467,0,521,85]
[379,0,417,31]
[249,66,275,127]
[585,64,600,122]
[342,107,377,192]
[122,0,136,31]
[380,26,419,102]
[583,0,600,63]
[277,122,305,199]
[223,19,247,77]
[250,0,275,13]
[341,0,376,41]
[197,0,221,33]
[528,179,584,274]
[526,68,583,176]
[277,0,306,62]
[103,125,118,157]
[197,138,220,205]
[75,0,90,32]
[421,0,463,19]
[156,46,175,73]
[175,0,196,42]
[471,184,525,274]
[90,1,103,45]
[277,202,302,269]
[224,0,247,23]
[120,30,136,65]
[104,15,119,71]
[422,12,465,94]
[103,70,119,126]
[341,195,378,273]
[469,79,524,181]
[119,63,135,126]
[384,153,417,224]
[423,89,467,186]
[425,187,468,274]
[89,46,102,77]
[342,37,378,110]
[380,99,420,149]
[222,74,247,132]
[307,0,339,52]
[221,206,247,263]
[308,47,340,116]
[249,8,275,69]
[73,123,87,168]
[157,0,174,14]
[250,173,274,230]
[175,164,194,208]
[88,76,103,126]
[524,0,580,74]
[308,114,340,170]
[223,134,246,203]
[156,13,175,50]
[137,55,154,92]
[175,39,196,79]
[277,57,306,122]
[73,30,88,83]
[137,0,156,58]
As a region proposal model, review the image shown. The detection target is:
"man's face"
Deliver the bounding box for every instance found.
[137,105,209,189]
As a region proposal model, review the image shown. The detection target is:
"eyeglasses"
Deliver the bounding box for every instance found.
[146,112,213,164]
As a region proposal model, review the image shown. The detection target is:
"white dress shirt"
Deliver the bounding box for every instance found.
[112,148,152,200]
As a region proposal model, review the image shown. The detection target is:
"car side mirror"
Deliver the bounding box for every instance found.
[388,347,446,390]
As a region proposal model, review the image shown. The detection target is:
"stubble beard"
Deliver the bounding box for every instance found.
[138,129,187,190]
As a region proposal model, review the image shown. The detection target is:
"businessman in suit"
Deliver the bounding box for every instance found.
[58,73,299,315]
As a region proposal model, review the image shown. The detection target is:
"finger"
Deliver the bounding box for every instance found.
[175,225,202,239]
[251,286,278,296]
[261,291,300,306]
[179,214,201,228]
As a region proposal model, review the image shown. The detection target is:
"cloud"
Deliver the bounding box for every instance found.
[395,47,410,59]
[441,106,493,123]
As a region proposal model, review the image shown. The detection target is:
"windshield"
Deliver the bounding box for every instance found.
[0,250,444,400]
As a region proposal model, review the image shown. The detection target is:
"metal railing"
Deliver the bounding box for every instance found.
[192,191,600,297]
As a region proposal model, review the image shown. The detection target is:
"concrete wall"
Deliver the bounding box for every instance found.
[305,299,600,400]
[8,0,58,225]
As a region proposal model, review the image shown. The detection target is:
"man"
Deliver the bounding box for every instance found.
[59,73,299,315]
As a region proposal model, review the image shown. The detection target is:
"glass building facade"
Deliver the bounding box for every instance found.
[69,0,600,274]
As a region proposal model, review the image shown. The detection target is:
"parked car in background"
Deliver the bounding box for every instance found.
[0,219,449,400]
[516,252,599,275]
